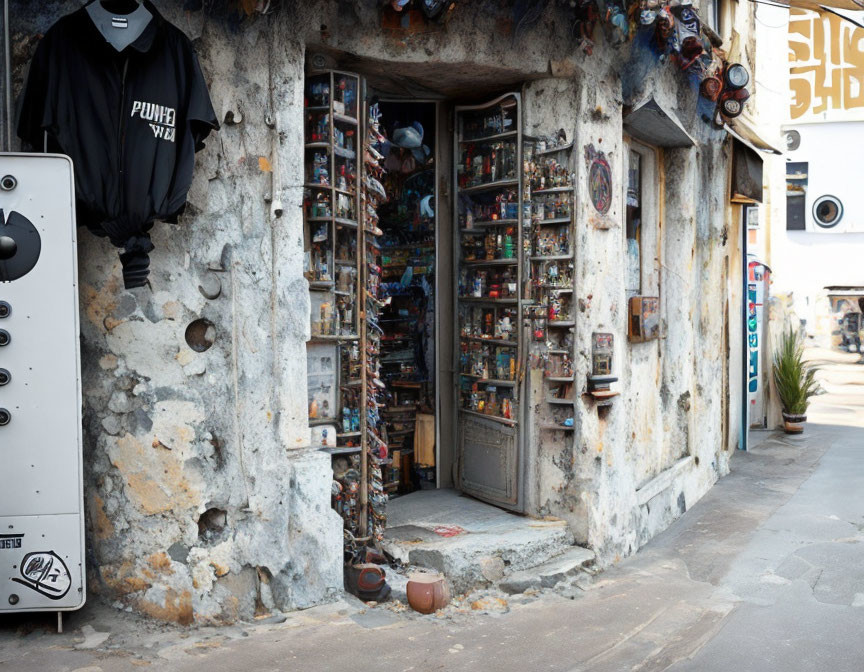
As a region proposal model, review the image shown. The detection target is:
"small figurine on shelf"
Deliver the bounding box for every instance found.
[312,223,328,243]
[336,193,354,219]
[503,229,515,259]
[312,152,328,185]
[484,311,494,336]
[496,315,513,340]
[312,193,331,218]
[320,302,334,335]
[549,295,562,322]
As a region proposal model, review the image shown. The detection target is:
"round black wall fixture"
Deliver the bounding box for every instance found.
[812,195,844,229]
[0,210,41,282]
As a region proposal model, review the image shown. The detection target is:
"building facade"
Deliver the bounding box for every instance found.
[9,0,756,623]
[757,6,864,345]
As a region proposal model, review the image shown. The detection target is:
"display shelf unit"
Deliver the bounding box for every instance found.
[455,92,524,440]
[524,139,577,430]
[358,96,390,541]
[304,69,389,550]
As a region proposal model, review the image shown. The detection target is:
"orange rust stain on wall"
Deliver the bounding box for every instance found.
[101,561,152,595]
[109,434,201,515]
[138,588,194,625]
[81,283,118,330]
[148,552,174,574]
[89,494,114,541]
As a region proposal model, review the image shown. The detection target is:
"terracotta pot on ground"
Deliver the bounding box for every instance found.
[782,412,806,434]
[406,572,450,614]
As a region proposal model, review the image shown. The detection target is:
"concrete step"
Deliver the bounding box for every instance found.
[381,490,576,594]
[498,546,596,594]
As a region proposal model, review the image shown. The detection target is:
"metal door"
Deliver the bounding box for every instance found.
[453,93,525,511]
[0,154,85,612]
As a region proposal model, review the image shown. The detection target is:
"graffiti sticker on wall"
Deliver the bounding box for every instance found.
[585,144,612,215]
[11,551,72,600]
[789,9,864,121]
[748,283,759,394]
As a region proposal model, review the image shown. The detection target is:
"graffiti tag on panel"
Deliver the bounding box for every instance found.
[789,9,864,122]
[11,551,72,600]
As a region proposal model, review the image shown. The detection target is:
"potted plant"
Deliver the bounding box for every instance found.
[772,327,819,434]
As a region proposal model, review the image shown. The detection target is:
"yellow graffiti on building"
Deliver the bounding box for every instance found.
[789,9,864,120]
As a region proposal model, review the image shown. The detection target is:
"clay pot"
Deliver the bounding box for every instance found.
[406,572,450,614]
[782,412,806,435]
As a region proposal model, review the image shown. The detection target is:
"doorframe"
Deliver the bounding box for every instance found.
[740,203,749,451]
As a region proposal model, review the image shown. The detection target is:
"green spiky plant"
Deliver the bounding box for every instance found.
[772,327,819,417]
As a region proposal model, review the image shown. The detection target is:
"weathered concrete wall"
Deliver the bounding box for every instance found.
[522,39,744,562]
[11,2,342,624]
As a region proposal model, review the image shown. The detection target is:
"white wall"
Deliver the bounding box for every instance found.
[755,6,864,337]
[773,124,864,334]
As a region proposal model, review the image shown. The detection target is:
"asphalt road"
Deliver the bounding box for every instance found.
[2,347,863,671]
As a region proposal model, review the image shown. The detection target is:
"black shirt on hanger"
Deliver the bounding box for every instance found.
[17,0,219,288]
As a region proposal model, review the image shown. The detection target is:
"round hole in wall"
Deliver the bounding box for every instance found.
[813,195,843,229]
[198,507,227,546]
[185,318,216,353]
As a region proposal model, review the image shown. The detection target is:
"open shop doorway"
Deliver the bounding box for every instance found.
[376,100,440,495]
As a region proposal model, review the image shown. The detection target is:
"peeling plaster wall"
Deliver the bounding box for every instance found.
[11,2,342,624]
[523,55,743,563]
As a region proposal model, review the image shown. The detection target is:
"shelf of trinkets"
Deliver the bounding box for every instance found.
[461,225,518,264]
[458,265,519,302]
[460,339,517,382]
[309,295,357,338]
[459,381,518,424]
[456,97,520,190]
[458,304,518,347]
[531,190,572,223]
[534,259,573,287]
[459,190,520,229]
[525,151,573,194]
[532,224,571,258]
[457,94,518,142]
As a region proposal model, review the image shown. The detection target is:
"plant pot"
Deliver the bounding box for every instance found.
[782,412,806,434]
[406,572,450,614]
